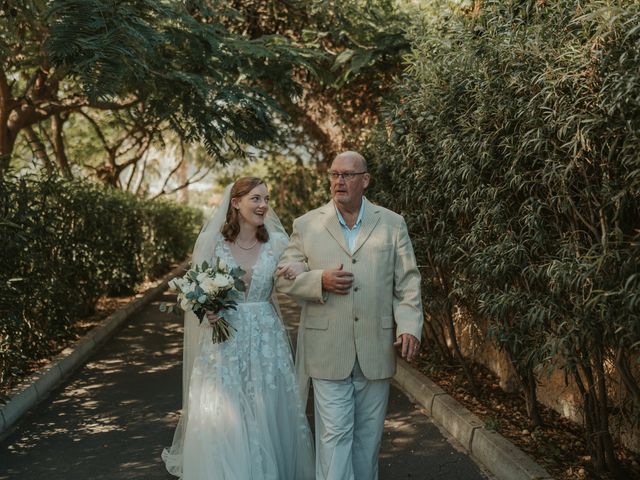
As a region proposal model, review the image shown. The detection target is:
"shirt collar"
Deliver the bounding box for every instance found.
[334,199,365,229]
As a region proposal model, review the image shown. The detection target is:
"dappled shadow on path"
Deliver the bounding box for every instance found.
[279,294,487,480]
[380,388,488,479]
[0,292,487,480]
[0,293,181,480]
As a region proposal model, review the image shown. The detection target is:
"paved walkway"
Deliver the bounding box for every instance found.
[0,292,489,479]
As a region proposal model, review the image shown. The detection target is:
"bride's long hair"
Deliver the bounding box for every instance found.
[221,176,270,243]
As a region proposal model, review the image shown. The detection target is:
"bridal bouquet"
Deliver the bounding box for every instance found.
[160,258,246,343]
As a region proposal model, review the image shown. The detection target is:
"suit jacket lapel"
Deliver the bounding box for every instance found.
[320,201,350,255]
[353,198,381,255]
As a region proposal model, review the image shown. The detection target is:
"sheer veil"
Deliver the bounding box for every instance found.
[162,182,289,477]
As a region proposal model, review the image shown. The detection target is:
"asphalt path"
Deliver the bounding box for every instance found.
[0,292,489,479]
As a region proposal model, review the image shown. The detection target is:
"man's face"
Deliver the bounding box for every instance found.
[329,155,370,209]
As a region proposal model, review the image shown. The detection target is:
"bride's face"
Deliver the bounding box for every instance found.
[233,184,270,229]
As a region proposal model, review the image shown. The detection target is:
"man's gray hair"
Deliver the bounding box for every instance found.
[334,151,368,171]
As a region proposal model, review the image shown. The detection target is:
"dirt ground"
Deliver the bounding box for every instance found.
[415,353,640,480]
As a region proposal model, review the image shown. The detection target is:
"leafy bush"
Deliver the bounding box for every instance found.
[365,0,640,474]
[0,174,201,392]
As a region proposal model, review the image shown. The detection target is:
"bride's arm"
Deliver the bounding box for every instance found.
[275,261,308,280]
[274,221,325,303]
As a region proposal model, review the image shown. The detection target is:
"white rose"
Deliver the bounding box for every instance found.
[196,272,209,283]
[169,277,188,292]
[180,298,193,311]
[168,278,180,291]
[218,259,228,271]
[197,294,207,304]
[213,273,231,288]
[200,278,219,295]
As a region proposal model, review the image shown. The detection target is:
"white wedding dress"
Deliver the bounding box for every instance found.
[162,231,315,480]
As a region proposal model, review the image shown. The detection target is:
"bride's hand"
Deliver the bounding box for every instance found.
[205,310,220,325]
[276,262,307,281]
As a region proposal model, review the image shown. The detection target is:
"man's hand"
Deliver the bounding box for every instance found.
[394,333,420,362]
[321,264,354,295]
[276,261,307,280]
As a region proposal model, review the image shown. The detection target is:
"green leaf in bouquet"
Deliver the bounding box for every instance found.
[230,266,245,277]
[201,260,209,271]
[189,270,198,281]
[224,300,239,311]
[193,306,206,322]
[234,278,246,292]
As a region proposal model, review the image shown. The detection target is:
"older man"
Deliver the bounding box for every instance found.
[276,151,423,480]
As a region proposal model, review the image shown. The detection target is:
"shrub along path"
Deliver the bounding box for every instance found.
[0,292,488,479]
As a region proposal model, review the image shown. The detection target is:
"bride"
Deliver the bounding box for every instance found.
[162,177,315,479]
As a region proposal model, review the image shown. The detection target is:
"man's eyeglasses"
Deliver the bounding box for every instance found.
[327,171,368,181]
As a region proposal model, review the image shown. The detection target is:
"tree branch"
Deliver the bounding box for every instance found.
[125,161,138,192]
[156,141,186,197]
[114,130,157,176]
[135,154,149,195]
[9,96,138,139]
[79,109,115,163]
[151,165,212,200]
[52,113,72,178]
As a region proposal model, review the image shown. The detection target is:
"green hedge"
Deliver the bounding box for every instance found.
[365,0,639,473]
[0,174,202,392]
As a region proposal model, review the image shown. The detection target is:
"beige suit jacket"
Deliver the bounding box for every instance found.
[276,198,423,381]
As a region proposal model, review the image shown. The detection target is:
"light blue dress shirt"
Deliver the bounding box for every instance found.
[334,200,365,253]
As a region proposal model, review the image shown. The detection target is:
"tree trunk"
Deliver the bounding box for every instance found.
[432,316,454,363]
[177,145,189,203]
[51,113,72,178]
[525,367,543,427]
[582,359,608,472]
[594,346,623,478]
[0,150,11,178]
[420,242,455,364]
[423,319,452,362]
[24,126,54,174]
[0,67,15,174]
[574,366,603,471]
[440,288,479,396]
[615,347,640,409]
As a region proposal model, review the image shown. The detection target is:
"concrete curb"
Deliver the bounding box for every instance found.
[393,358,554,480]
[0,260,188,439]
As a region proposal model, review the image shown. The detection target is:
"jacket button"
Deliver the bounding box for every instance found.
[354,286,359,292]
[352,258,357,264]
[354,317,359,322]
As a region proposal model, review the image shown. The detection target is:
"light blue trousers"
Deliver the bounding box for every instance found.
[312,359,390,480]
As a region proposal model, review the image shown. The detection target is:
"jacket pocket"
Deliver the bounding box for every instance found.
[305,315,329,330]
[381,315,394,329]
[373,243,393,253]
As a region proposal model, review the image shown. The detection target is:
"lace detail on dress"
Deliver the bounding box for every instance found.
[166,232,313,479]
